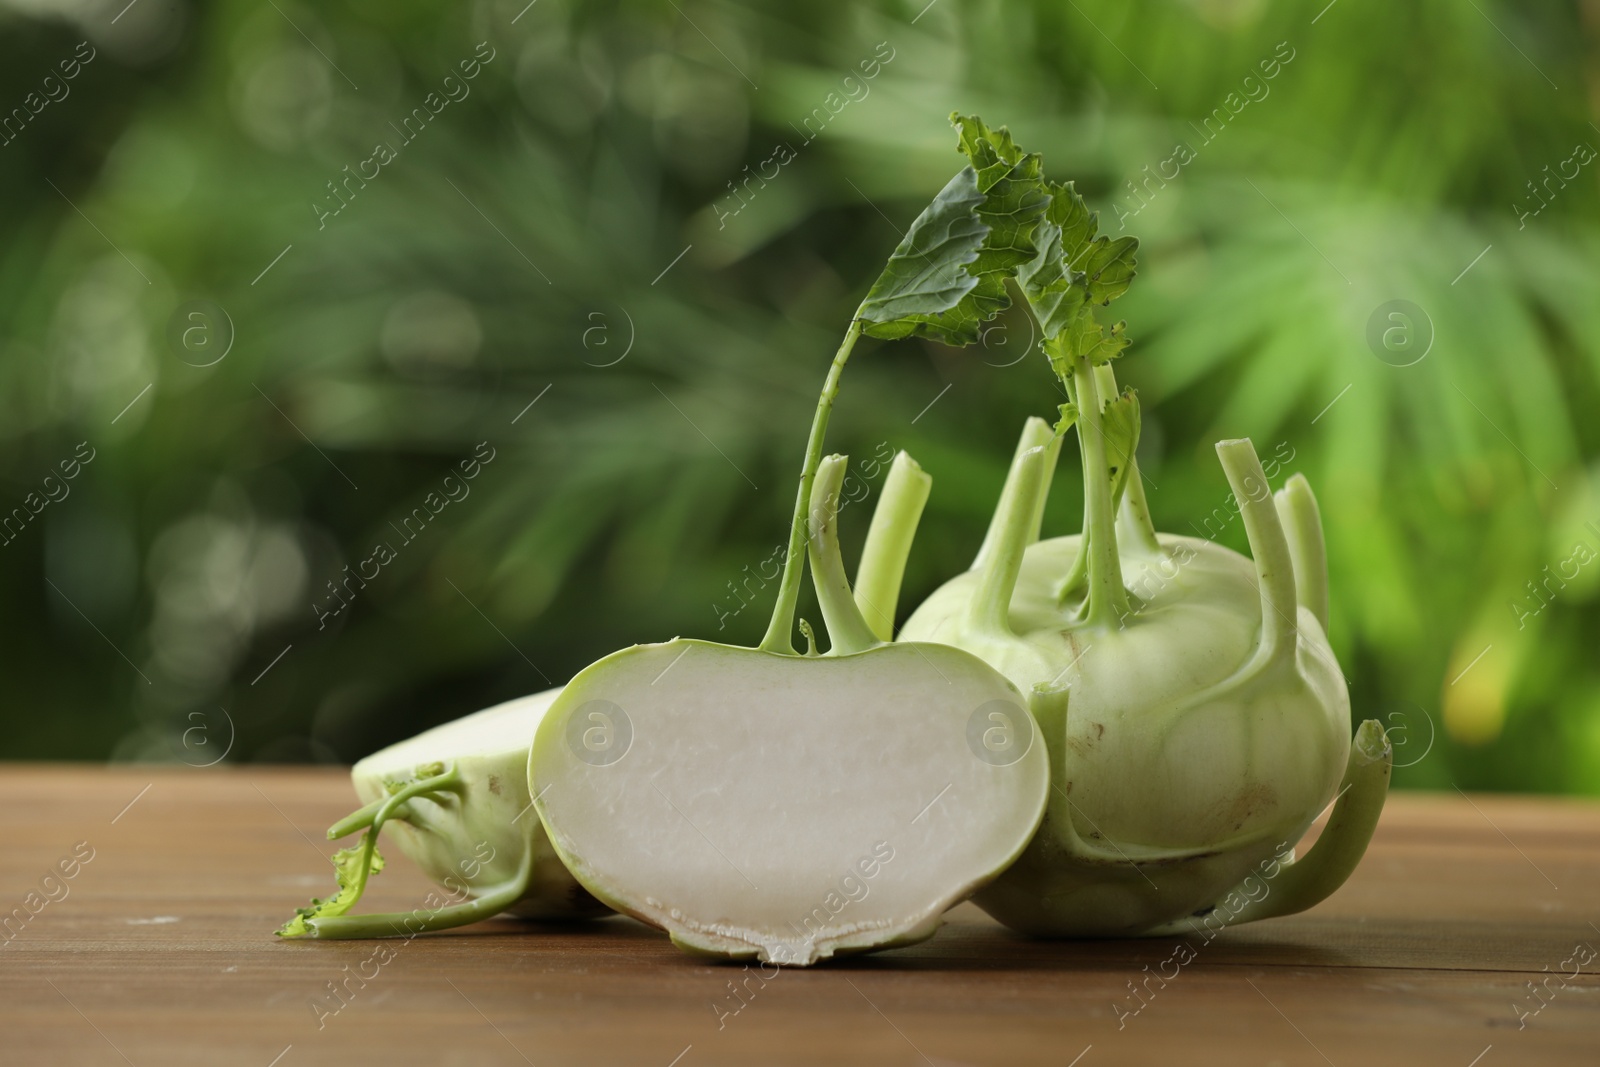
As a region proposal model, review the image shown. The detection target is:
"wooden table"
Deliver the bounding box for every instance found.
[2,766,1596,1066]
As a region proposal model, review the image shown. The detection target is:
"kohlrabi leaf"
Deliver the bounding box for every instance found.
[1083,235,1139,307]
[857,114,1048,345]
[855,167,989,336]
[1019,180,1139,349]
[1044,314,1128,373]
[1101,388,1141,508]
[1017,242,1087,341]
[951,114,1051,278]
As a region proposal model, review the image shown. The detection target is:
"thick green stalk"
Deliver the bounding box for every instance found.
[967,445,1048,635]
[807,454,880,655]
[1275,473,1329,633]
[1072,357,1130,628]
[1028,431,1065,549]
[1216,439,1298,666]
[1150,719,1391,932]
[973,417,1056,572]
[760,320,864,654]
[854,451,932,641]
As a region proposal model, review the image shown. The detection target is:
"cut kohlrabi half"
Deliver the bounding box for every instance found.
[278,690,607,939]
[530,116,1055,964]
[531,456,1048,964]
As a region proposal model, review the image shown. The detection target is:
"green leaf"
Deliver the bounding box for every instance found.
[858,115,1049,346]
[1055,401,1079,437]
[855,167,988,338]
[951,114,1051,277]
[1046,316,1128,370]
[1016,221,1086,340]
[1100,388,1141,508]
[1083,235,1138,306]
[1019,180,1138,356]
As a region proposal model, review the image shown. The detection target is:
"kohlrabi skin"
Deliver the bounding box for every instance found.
[527,115,1060,966]
[898,179,1391,937]
[278,690,606,939]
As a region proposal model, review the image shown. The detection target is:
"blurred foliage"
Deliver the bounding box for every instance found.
[2,0,1599,793]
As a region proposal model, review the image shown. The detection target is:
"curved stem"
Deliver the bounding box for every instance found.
[349,768,461,905]
[1074,357,1130,628]
[279,766,464,938]
[1150,719,1390,932]
[1053,523,1089,608]
[973,417,1055,572]
[1029,431,1065,547]
[299,844,535,940]
[1216,439,1297,665]
[1275,472,1329,634]
[808,454,880,655]
[966,446,1047,635]
[854,451,932,642]
[1090,364,1158,552]
[760,321,864,654]
[327,796,388,840]
[1118,462,1162,553]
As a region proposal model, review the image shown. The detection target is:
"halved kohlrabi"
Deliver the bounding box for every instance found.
[530,455,1048,964]
[526,115,1060,964]
[278,690,607,939]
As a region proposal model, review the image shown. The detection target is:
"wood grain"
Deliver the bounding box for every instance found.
[1,765,1597,1066]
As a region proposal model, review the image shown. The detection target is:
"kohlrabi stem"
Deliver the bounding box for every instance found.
[807,454,880,655]
[1092,364,1160,554]
[327,796,387,840]
[1029,431,1064,548]
[1054,523,1089,607]
[1275,472,1329,634]
[973,417,1055,572]
[1118,460,1163,553]
[1216,439,1298,665]
[760,320,864,655]
[327,767,462,841]
[1173,719,1391,929]
[1073,357,1131,628]
[853,451,932,642]
[346,766,461,903]
[967,446,1047,635]
[300,844,535,940]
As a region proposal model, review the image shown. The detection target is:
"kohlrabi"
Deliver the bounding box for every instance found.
[278,690,608,939]
[898,179,1391,937]
[528,115,1055,965]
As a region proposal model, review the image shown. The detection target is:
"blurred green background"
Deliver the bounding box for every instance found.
[2,0,1597,793]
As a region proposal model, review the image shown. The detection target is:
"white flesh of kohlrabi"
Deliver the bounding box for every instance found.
[530,455,1050,965]
[530,640,1047,965]
[899,411,1390,937]
[279,690,607,939]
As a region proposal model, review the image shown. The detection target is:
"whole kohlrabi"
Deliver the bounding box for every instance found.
[895,181,1391,937]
